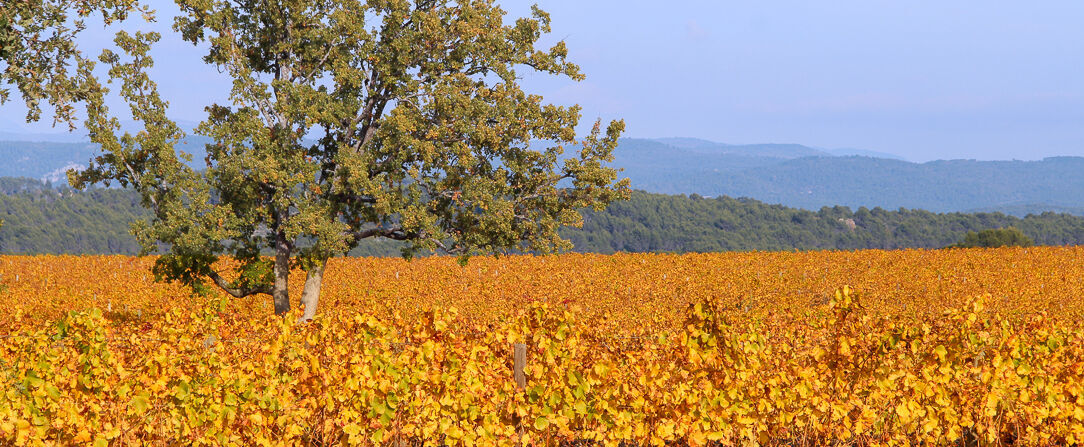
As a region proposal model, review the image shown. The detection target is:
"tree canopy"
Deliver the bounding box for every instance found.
[2,0,629,320]
[949,227,1034,249]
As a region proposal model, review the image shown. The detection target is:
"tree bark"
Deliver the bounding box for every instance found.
[298,258,327,322]
[272,231,291,315]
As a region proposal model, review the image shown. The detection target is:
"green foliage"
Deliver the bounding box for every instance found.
[949,227,1034,249]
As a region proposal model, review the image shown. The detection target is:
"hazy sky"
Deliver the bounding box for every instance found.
[4,0,1084,162]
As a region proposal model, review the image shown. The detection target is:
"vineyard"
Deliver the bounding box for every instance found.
[2,248,1084,445]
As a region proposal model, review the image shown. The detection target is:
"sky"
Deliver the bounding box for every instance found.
[3,0,1084,162]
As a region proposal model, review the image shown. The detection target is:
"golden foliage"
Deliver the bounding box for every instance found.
[1,248,1083,445]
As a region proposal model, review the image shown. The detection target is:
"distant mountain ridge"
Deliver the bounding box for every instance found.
[966,203,1084,217]
[825,147,907,160]
[2,136,1083,216]
[0,137,210,183]
[610,139,1084,216]
[651,137,834,159]
[0,119,203,143]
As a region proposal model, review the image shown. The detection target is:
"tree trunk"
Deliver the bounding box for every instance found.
[298,259,327,322]
[272,231,291,315]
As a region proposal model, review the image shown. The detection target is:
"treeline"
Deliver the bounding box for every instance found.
[563,192,1084,253]
[4,178,1084,255]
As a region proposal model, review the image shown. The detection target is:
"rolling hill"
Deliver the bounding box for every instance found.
[2,136,1083,216]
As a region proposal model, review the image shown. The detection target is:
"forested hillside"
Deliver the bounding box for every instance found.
[4,179,1084,255]
[565,192,1084,253]
[0,179,146,254]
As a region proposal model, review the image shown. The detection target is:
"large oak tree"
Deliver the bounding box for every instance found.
[2,0,629,320]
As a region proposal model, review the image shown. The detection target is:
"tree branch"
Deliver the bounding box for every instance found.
[302,36,340,82]
[351,227,409,240]
[208,270,271,297]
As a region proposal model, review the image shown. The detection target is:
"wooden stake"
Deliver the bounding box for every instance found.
[513,343,527,390]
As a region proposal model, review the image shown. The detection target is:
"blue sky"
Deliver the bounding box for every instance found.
[3,0,1084,162]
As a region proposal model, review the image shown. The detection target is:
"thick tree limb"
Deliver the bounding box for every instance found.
[351,227,409,240]
[208,270,271,297]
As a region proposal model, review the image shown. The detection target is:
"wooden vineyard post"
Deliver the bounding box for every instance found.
[513,343,527,390]
[513,342,527,445]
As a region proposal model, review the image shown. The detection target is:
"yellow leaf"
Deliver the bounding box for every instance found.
[933,345,948,363]
[534,417,549,431]
[73,429,92,443]
[984,394,999,417]
[130,393,150,414]
[688,429,707,446]
[895,402,911,422]
[657,422,675,439]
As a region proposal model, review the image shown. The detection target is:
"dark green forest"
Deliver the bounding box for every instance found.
[566,192,1084,253]
[4,177,1084,255]
[0,178,147,254]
